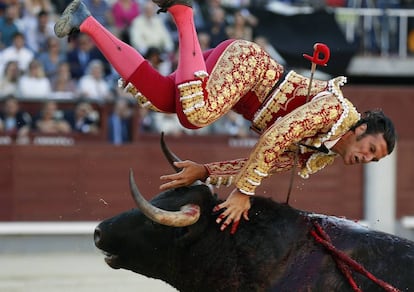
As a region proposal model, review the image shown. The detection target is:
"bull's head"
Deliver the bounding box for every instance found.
[94,135,219,279]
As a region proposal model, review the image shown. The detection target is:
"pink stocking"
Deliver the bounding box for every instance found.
[168,5,206,83]
[80,16,176,112]
[80,16,144,80]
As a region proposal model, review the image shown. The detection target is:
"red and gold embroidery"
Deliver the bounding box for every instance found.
[204,159,246,187]
[299,102,360,177]
[118,78,164,112]
[252,71,329,132]
[178,40,283,127]
[235,94,356,195]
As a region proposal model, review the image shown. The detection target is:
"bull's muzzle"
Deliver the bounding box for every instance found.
[94,226,103,247]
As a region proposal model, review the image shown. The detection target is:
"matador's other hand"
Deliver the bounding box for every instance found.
[160,160,208,190]
[214,189,250,234]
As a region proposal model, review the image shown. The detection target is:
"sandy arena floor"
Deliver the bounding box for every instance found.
[0,252,177,292]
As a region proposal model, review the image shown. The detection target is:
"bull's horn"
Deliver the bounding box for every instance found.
[160,132,182,173]
[160,132,204,187]
[129,169,200,227]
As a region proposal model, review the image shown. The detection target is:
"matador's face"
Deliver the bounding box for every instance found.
[340,124,388,165]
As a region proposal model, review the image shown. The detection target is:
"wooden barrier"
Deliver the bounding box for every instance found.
[0,134,368,222]
[1,85,413,222]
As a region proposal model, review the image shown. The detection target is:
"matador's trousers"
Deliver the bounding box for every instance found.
[78,6,283,129]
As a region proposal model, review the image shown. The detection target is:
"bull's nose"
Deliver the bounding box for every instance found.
[94,227,102,246]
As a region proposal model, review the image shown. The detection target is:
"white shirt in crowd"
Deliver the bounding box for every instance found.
[18,75,52,99]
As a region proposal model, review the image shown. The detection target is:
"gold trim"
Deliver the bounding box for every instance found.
[177,40,283,127]
[252,71,329,132]
[118,78,164,112]
[235,93,357,195]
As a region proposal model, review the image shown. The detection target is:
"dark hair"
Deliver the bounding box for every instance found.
[13,32,24,39]
[38,10,48,18]
[3,94,17,102]
[350,110,396,154]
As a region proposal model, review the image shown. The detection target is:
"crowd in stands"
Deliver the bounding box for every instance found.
[0,0,413,144]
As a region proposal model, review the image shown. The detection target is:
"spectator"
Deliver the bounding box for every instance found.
[145,46,172,76]
[36,36,67,79]
[138,107,156,133]
[83,0,111,27]
[50,61,78,99]
[108,98,132,144]
[213,111,249,137]
[22,0,53,38]
[403,0,414,55]
[0,32,34,77]
[206,6,228,47]
[254,35,287,67]
[198,31,212,51]
[0,95,32,141]
[67,100,100,134]
[152,113,185,137]
[53,0,73,14]
[226,9,257,41]
[220,0,251,7]
[0,2,5,18]
[0,61,21,99]
[23,0,53,18]
[0,4,21,49]
[78,59,113,102]
[409,29,414,55]
[35,100,72,134]
[66,33,109,79]
[18,59,52,99]
[129,0,174,55]
[198,0,222,23]
[192,0,207,31]
[326,0,347,7]
[111,0,140,35]
[25,10,55,53]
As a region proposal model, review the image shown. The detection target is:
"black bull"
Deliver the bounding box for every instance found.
[94,137,414,291]
[94,173,414,291]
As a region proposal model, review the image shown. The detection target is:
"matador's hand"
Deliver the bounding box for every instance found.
[214,189,250,234]
[160,160,208,190]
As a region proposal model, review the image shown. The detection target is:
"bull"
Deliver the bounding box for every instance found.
[94,137,414,291]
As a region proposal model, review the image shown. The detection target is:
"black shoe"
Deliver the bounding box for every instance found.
[54,0,91,38]
[152,0,192,13]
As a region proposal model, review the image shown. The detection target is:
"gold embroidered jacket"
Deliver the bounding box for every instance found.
[204,76,361,195]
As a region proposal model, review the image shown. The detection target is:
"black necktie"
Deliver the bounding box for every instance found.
[299,143,330,154]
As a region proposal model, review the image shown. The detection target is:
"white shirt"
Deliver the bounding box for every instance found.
[129,15,174,54]
[324,138,340,150]
[78,75,111,101]
[0,46,34,75]
[18,76,52,99]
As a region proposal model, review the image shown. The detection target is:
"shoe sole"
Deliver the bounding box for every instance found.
[54,0,81,38]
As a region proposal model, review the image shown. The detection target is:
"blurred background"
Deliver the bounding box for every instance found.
[0,0,413,290]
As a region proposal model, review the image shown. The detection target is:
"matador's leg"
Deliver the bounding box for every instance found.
[54,0,175,113]
[162,3,283,128]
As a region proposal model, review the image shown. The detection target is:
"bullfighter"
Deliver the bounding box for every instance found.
[55,0,396,233]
